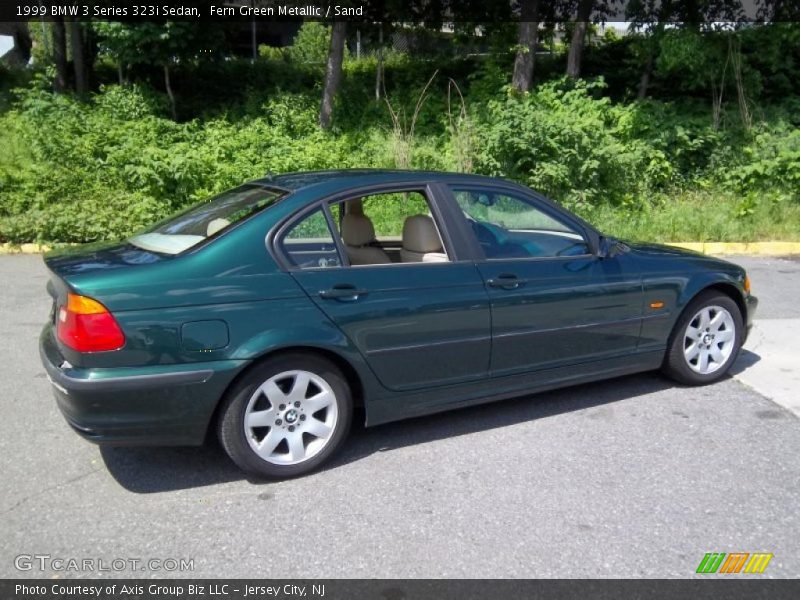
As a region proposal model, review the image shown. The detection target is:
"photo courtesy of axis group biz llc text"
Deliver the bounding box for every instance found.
[1,1,799,599]
[16,583,326,597]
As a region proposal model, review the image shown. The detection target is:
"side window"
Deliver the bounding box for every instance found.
[279,207,342,269]
[453,188,589,259]
[361,192,429,238]
[332,190,449,266]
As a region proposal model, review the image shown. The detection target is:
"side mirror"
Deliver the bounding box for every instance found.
[595,235,622,259]
[594,235,609,258]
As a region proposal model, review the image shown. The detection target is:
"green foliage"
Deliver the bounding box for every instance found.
[476,78,670,208]
[1,21,799,244]
[93,21,224,67]
[722,124,800,200]
[583,190,800,243]
[0,85,359,243]
[286,22,333,65]
[259,22,338,70]
[362,192,430,237]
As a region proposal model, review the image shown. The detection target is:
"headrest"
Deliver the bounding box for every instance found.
[345,198,364,216]
[341,214,376,247]
[402,215,443,253]
[206,218,230,237]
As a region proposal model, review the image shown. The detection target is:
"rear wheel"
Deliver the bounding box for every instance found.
[662,291,743,385]
[218,353,352,478]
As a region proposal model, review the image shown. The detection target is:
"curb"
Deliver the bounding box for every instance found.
[666,242,800,256]
[2,241,800,256]
[0,243,52,254]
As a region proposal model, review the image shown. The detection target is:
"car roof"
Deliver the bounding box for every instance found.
[253,169,521,194]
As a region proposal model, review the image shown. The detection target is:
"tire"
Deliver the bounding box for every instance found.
[218,353,352,478]
[662,290,744,385]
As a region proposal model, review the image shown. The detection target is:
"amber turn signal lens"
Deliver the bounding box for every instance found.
[66,293,108,314]
[744,275,751,294]
[649,301,665,309]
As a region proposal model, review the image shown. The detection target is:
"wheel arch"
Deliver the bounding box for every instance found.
[703,281,747,322]
[680,280,747,324]
[662,280,747,384]
[204,344,366,443]
[665,277,748,349]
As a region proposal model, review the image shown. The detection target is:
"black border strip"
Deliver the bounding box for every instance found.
[3,0,799,23]
[4,579,800,600]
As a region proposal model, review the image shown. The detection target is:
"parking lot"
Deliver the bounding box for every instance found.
[1,254,798,578]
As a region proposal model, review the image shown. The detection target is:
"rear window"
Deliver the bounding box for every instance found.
[129,185,285,255]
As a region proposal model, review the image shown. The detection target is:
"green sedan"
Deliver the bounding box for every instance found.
[39,170,757,478]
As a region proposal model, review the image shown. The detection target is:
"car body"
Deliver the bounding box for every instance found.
[39,170,757,477]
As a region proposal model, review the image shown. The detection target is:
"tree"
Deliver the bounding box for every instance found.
[375,24,385,101]
[319,21,347,130]
[626,0,745,99]
[512,0,541,92]
[1,22,32,67]
[566,0,595,78]
[93,21,140,85]
[67,20,89,96]
[51,18,69,93]
[93,21,222,119]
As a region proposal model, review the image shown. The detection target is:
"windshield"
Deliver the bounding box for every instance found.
[129,185,285,254]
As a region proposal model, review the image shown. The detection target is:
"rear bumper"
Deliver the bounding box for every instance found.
[39,325,247,446]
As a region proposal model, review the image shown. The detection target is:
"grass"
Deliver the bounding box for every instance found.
[578,191,800,242]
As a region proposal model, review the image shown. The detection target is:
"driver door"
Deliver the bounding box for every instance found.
[449,186,643,377]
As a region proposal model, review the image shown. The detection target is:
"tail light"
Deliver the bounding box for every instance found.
[57,293,125,352]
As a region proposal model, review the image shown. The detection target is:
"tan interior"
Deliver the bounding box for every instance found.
[206,218,231,237]
[400,215,448,263]
[340,213,391,265]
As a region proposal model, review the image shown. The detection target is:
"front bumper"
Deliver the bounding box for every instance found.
[744,294,758,343]
[39,325,247,446]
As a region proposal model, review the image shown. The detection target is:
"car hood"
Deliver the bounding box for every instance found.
[623,240,743,272]
[623,240,703,257]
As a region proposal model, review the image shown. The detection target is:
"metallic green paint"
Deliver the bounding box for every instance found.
[39,170,757,447]
[291,262,491,391]
[476,254,643,376]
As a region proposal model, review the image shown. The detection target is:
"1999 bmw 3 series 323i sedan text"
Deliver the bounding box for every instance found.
[40,170,757,478]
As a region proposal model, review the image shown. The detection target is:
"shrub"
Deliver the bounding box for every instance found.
[475,78,661,207]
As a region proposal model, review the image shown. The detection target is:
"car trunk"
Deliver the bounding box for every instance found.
[45,241,168,300]
[43,241,170,362]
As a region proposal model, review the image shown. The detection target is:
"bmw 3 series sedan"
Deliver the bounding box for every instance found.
[40,170,757,478]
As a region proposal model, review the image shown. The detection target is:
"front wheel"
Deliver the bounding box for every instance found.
[662,291,744,385]
[218,353,352,478]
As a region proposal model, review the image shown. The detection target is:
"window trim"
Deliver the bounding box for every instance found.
[445,184,596,263]
[322,202,350,268]
[270,182,462,272]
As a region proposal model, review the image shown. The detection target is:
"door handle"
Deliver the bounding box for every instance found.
[319,284,368,301]
[487,274,522,290]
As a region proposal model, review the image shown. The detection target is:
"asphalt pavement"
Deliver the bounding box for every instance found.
[0,254,798,578]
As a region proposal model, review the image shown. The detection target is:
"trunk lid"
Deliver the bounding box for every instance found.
[44,240,167,282]
[43,240,168,319]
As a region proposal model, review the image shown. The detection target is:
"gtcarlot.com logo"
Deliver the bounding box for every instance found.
[696,552,773,574]
[14,554,194,573]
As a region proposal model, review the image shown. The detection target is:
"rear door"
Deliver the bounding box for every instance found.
[278,185,491,392]
[446,185,643,377]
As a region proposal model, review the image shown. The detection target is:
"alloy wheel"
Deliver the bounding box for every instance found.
[243,370,339,466]
[683,305,736,375]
